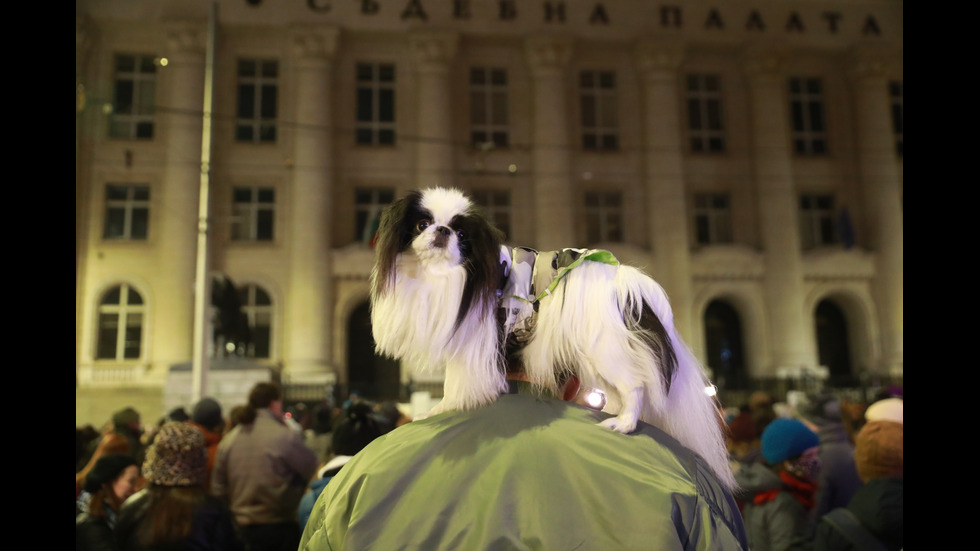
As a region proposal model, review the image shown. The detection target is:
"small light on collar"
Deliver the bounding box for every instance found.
[584,389,606,410]
[704,384,718,397]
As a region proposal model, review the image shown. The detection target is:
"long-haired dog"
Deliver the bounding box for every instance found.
[370,187,734,489]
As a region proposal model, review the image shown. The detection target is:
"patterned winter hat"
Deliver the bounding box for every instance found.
[143,422,207,487]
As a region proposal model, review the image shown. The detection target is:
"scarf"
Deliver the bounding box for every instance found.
[752,471,817,510]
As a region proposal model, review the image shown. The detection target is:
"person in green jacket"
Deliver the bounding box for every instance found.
[299,360,748,551]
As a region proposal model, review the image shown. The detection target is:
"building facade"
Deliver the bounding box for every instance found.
[76,0,903,426]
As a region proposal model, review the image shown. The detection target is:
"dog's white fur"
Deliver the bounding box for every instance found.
[370,187,734,490]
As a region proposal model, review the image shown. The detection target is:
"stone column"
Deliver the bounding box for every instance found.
[849,46,903,376]
[742,46,812,373]
[636,40,695,341]
[155,22,206,374]
[410,31,458,190]
[525,36,574,251]
[286,26,339,378]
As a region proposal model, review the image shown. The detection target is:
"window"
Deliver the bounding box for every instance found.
[104,184,150,240]
[231,186,275,241]
[356,63,396,145]
[693,193,733,245]
[584,191,623,243]
[236,59,279,143]
[890,81,903,157]
[580,71,619,151]
[799,194,837,248]
[239,284,272,358]
[109,54,156,139]
[355,188,395,245]
[470,67,509,148]
[471,189,512,239]
[789,77,828,155]
[686,74,725,153]
[96,284,144,360]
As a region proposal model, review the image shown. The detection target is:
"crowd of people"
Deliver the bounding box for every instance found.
[77,378,901,551]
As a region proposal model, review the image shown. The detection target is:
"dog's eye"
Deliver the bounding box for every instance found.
[415,220,431,233]
[456,229,465,240]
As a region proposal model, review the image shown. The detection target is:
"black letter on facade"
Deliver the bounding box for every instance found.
[589,4,609,25]
[361,0,379,15]
[401,0,428,20]
[660,6,682,28]
[307,0,331,13]
[746,10,765,31]
[822,12,842,34]
[862,15,881,36]
[453,0,471,19]
[786,12,804,32]
[704,9,724,30]
[500,0,517,20]
[544,2,566,22]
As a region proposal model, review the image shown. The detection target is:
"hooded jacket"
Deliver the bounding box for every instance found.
[813,477,903,551]
[734,462,813,551]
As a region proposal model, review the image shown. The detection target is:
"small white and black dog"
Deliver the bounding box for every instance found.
[370,187,733,488]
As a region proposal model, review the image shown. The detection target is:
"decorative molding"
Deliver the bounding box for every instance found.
[848,44,900,80]
[524,36,573,73]
[635,40,685,76]
[165,21,206,55]
[291,25,340,60]
[409,31,459,66]
[740,44,789,77]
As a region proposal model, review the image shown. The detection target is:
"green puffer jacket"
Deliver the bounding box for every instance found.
[300,392,747,551]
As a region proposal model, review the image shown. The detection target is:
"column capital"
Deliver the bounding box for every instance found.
[291,25,340,60]
[165,21,206,56]
[524,36,573,75]
[409,31,459,66]
[635,40,685,76]
[741,44,790,78]
[848,44,900,81]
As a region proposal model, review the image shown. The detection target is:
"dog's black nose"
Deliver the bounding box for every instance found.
[436,226,451,237]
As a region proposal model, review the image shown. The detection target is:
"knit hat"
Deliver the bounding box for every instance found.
[865,397,903,424]
[761,418,820,465]
[143,422,207,487]
[112,407,140,428]
[84,453,139,493]
[855,420,903,482]
[796,393,841,426]
[192,397,223,429]
[728,411,758,443]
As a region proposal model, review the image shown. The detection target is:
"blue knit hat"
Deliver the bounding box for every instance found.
[761,418,819,465]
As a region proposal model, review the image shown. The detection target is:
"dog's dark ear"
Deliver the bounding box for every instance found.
[373,191,421,295]
[457,209,506,328]
[634,300,678,395]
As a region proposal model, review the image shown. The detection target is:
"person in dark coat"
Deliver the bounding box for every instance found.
[115,421,246,551]
[797,393,864,523]
[814,403,903,551]
[76,453,141,551]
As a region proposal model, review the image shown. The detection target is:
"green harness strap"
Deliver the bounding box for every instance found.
[533,249,620,303]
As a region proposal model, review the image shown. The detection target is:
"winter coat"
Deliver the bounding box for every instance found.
[813,477,903,551]
[735,462,814,551]
[811,422,864,521]
[211,409,318,526]
[300,393,748,551]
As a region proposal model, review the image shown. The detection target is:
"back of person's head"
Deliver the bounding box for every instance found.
[191,397,224,432]
[143,422,208,488]
[796,392,842,427]
[238,382,281,425]
[855,420,902,482]
[331,402,384,457]
[760,418,819,466]
[167,407,190,423]
[112,407,141,432]
[137,422,209,546]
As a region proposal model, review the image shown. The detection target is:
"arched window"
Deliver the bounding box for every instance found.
[703,300,747,390]
[96,284,144,360]
[238,284,272,358]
